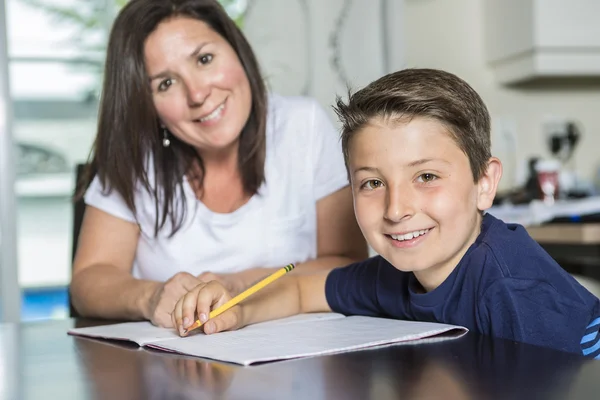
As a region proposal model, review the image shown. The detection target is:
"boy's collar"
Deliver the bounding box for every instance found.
[475,213,500,245]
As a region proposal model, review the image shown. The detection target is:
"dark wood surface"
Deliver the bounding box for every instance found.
[2,318,599,400]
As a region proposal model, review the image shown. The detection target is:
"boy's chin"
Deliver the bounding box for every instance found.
[380,253,431,273]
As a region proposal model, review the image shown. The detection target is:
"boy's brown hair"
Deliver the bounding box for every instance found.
[333,68,491,182]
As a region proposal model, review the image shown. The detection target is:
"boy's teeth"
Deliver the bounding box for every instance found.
[391,229,429,241]
[199,103,224,122]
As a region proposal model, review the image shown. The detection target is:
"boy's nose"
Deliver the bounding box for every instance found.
[384,187,415,222]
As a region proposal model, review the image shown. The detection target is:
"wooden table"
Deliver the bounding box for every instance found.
[3,318,599,399]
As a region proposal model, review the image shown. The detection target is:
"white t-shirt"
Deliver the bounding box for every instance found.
[84,94,349,281]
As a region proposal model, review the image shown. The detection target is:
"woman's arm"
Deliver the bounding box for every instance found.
[312,185,369,265]
[71,206,148,319]
[71,206,203,326]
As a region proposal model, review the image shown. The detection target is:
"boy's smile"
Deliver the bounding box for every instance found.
[348,116,501,292]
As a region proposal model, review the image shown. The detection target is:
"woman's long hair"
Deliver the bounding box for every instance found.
[80,0,267,236]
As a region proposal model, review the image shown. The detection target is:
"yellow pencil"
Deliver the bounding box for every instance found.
[184,263,295,334]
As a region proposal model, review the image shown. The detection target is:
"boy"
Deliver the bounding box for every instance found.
[172,68,600,357]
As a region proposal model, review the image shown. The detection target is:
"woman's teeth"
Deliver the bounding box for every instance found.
[390,229,430,241]
[198,103,225,122]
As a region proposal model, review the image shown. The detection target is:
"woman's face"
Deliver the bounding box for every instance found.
[144,16,252,155]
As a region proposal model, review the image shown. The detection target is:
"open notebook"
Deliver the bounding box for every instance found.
[68,313,468,366]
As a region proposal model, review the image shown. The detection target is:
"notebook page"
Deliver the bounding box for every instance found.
[67,313,344,345]
[241,312,345,331]
[147,316,468,366]
[68,321,179,345]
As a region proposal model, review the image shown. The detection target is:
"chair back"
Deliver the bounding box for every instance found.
[70,163,92,317]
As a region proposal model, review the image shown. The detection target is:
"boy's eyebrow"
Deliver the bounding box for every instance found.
[352,159,451,175]
[407,158,450,167]
[148,42,210,81]
[353,166,380,175]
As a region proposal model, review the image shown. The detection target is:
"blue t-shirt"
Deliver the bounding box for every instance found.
[325,213,600,357]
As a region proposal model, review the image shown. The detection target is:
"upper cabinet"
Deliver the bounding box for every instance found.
[484,0,600,84]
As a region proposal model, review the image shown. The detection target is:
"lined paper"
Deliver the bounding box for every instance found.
[69,314,467,366]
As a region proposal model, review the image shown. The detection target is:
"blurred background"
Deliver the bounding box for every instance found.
[1,0,600,321]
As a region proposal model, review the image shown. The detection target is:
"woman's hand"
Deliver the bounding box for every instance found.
[145,272,205,328]
[197,271,248,296]
[171,281,244,336]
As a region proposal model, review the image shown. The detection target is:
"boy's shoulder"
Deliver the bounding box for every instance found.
[466,214,600,355]
[471,213,560,280]
[467,213,596,311]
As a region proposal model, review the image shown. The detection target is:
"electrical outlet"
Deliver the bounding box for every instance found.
[541,116,580,162]
[542,117,569,154]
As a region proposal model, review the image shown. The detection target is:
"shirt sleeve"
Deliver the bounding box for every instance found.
[325,257,382,317]
[84,175,137,223]
[580,316,600,358]
[309,100,349,201]
[479,278,599,356]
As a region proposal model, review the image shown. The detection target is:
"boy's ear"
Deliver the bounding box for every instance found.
[476,157,503,211]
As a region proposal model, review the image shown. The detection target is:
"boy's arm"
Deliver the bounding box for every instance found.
[173,270,331,335]
[241,270,331,326]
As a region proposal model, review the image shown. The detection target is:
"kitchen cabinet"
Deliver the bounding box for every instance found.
[484,0,600,84]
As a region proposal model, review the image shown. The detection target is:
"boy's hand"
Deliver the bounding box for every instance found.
[171,281,243,336]
[146,272,205,328]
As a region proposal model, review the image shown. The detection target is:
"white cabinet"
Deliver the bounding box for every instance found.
[484,0,600,84]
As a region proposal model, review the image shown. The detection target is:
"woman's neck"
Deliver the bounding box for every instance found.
[196,141,240,173]
[189,141,251,213]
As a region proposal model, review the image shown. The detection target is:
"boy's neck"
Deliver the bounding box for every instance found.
[412,214,484,293]
[413,263,459,293]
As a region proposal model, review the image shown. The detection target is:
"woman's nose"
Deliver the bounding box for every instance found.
[185,78,210,107]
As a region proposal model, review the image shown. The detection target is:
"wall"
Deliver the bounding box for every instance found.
[403,0,600,191]
[243,0,405,120]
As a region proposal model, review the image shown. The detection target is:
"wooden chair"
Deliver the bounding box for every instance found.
[70,163,92,317]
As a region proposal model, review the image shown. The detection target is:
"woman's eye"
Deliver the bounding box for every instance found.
[198,54,213,65]
[418,173,437,183]
[361,180,384,190]
[158,79,172,92]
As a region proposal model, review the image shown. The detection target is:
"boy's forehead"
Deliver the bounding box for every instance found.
[347,117,468,166]
[350,116,456,148]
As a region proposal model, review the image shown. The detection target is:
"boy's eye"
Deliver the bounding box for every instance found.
[158,78,173,92]
[417,173,438,183]
[361,179,384,190]
[198,54,213,65]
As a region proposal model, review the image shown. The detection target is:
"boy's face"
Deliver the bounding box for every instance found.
[348,116,501,291]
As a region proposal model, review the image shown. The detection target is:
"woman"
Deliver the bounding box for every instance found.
[71,0,367,328]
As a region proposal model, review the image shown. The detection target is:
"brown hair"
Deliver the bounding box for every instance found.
[333,68,491,182]
[81,0,267,236]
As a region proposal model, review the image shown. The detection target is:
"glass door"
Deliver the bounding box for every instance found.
[5,0,115,320]
[0,0,20,322]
